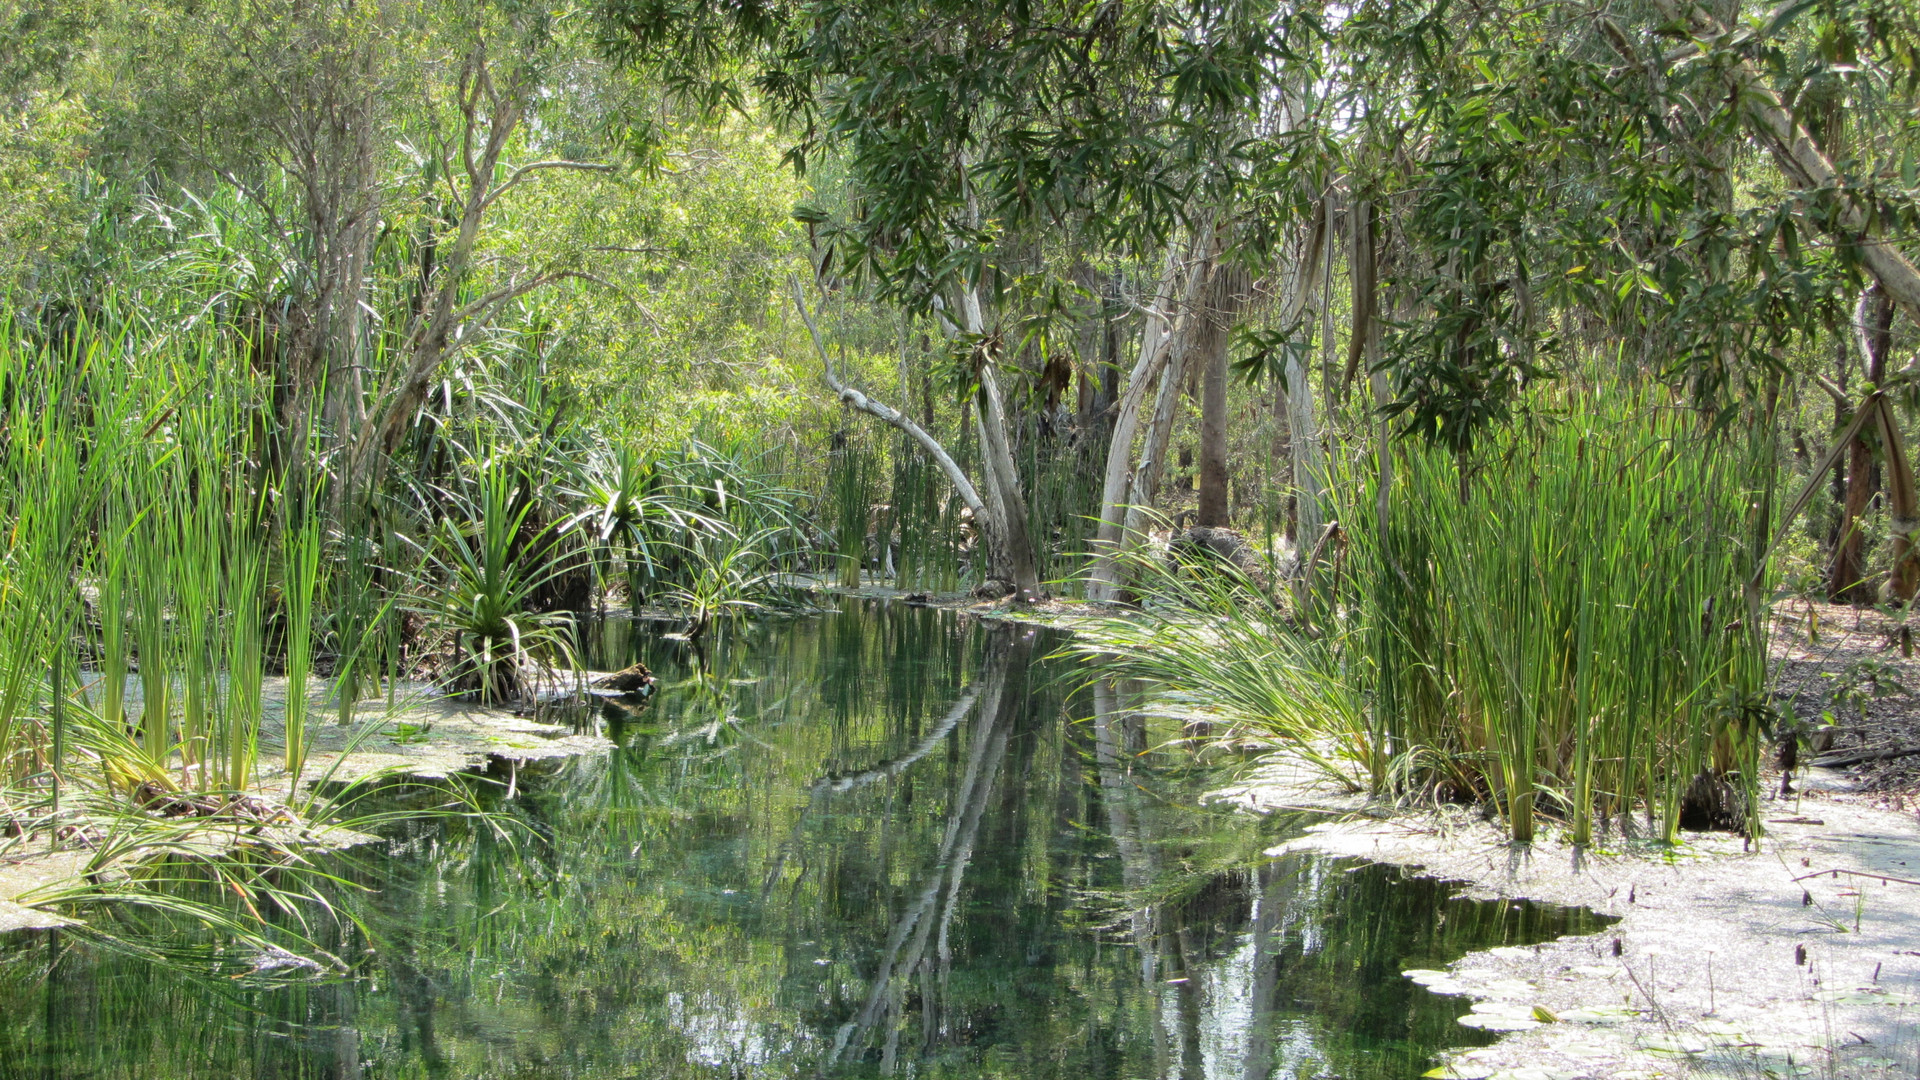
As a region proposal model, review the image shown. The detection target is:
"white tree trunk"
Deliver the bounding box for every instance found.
[974,360,1042,596]
[1088,219,1215,602]
[939,283,1043,597]
[1279,207,1329,553]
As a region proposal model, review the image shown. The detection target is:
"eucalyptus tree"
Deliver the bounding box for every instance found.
[600,0,1303,600]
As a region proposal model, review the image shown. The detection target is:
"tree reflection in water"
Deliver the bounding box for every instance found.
[0,600,1611,1080]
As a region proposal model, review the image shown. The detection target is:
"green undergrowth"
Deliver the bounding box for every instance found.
[0,285,814,945]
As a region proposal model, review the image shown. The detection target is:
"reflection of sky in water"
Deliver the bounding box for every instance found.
[668,989,783,1067]
[1197,912,1261,1077]
[0,599,1613,1079]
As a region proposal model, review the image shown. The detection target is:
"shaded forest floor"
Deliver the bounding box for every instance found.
[1773,600,1920,803]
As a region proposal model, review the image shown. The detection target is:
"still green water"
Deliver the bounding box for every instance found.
[0,600,1611,1079]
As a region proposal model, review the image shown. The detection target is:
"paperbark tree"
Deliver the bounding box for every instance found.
[1087,223,1215,602]
[1195,261,1251,526]
[1274,204,1329,547]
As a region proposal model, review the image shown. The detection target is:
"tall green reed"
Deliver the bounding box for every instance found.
[1348,398,1774,842]
[890,442,963,591]
[1023,434,1104,595]
[1073,395,1777,845]
[827,436,877,588]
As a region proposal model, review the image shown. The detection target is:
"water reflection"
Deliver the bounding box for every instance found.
[0,601,1612,1079]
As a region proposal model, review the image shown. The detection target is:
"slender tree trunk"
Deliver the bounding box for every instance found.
[1120,294,1200,542]
[949,280,1044,599]
[1089,220,1215,601]
[1281,205,1329,551]
[1101,238,1227,599]
[1196,263,1250,527]
[1831,428,1876,602]
[1879,411,1920,602]
[1831,287,1892,603]
[341,42,610,504]
[1829,338,1850,550]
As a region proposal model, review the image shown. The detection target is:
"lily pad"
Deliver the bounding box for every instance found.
[1459,1002,1543,1031]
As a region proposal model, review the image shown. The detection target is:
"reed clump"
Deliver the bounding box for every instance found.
[0,291,812,937]
[1353,401,1774,844]
[1074,396,1776,845]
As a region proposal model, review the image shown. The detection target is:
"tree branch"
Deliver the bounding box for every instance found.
[789,274,988,520]
[480,160,616,212]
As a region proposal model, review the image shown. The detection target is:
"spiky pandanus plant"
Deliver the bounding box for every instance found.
[566,446,678,611]
[419,458,580,704]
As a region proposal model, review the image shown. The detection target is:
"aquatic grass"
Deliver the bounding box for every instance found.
[1023,433,1105,595]
[0,300,410,835]
[281,504,323,785]
[828,436,877,587]
[1074,395,1776,843]
[1348,399,1775,843]
[1063,538,1376,789]
[890,438,966,591]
